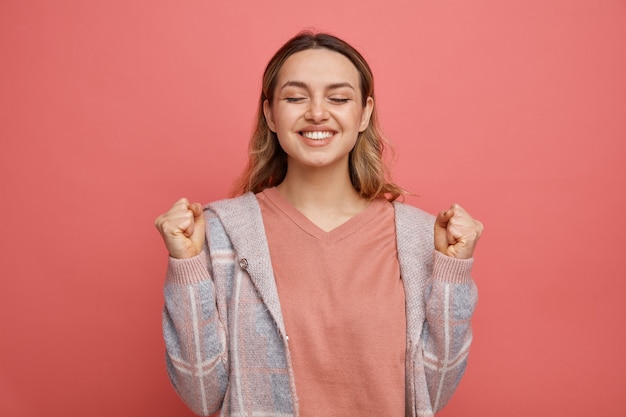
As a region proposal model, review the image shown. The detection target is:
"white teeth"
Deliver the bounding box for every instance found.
[301,131,333,140]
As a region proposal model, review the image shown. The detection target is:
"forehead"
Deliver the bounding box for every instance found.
[277,48,361,87]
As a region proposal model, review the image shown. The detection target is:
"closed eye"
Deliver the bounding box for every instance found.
[284,97,306,103]
[329,98,350,104]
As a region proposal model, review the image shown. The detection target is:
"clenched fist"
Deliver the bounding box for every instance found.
[434,204,483,259]
[154,198,205,259]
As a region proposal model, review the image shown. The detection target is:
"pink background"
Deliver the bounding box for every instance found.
[1,0,625,415]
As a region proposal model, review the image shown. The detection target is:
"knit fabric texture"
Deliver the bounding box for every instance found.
[162,192,478,417]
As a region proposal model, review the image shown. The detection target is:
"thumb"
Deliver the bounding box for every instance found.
[187,202,206,243]
[434,209,453,254]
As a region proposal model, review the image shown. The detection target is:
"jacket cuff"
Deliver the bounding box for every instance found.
[166,251,210,285]
[432,250,474,283]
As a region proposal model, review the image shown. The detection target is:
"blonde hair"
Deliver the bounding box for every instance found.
[232,31,405,201]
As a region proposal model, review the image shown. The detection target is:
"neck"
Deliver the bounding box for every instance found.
[275,162,369,231]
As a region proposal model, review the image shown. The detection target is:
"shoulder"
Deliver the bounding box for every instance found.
[202,191,261,229]
[201,192,261,227]
[392,200,435,264]
[392,201,436,288]
[203,192,268,253]
[392,200,435,232]
[205,192,259,216]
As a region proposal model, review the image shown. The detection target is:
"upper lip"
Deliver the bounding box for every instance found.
[299,126,337,133]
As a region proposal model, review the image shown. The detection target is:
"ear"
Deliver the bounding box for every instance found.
[359,96,374,132]
[263,100,276,132]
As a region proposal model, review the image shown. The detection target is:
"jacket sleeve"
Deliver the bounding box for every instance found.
[161,213,230,416]
[421,250,478,413]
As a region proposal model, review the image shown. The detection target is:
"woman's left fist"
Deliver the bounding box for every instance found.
[434,204,484,259]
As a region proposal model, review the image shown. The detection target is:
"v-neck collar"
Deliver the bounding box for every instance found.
[260,187,388,245]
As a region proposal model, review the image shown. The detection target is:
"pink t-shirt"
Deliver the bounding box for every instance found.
[257,187,406,417]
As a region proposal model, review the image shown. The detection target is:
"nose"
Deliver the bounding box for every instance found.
[305,97,329,123]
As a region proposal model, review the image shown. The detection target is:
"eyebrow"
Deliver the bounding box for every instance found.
[279,81,355,91]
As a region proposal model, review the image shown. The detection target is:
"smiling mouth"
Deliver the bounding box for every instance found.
[300,131,335,140]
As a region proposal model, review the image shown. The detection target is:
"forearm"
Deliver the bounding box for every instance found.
[162,252,228,416]
[422,251,478,412]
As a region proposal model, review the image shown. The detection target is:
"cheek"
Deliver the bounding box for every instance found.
[274,131,291,150]
[272,108,297,129]
[347,109,367,131]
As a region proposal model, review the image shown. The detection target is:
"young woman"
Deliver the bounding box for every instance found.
[155,31,483,417]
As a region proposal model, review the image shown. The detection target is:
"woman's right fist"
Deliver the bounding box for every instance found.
[154,198,205,259]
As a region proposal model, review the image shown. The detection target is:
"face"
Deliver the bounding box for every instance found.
[263,48,374,174]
